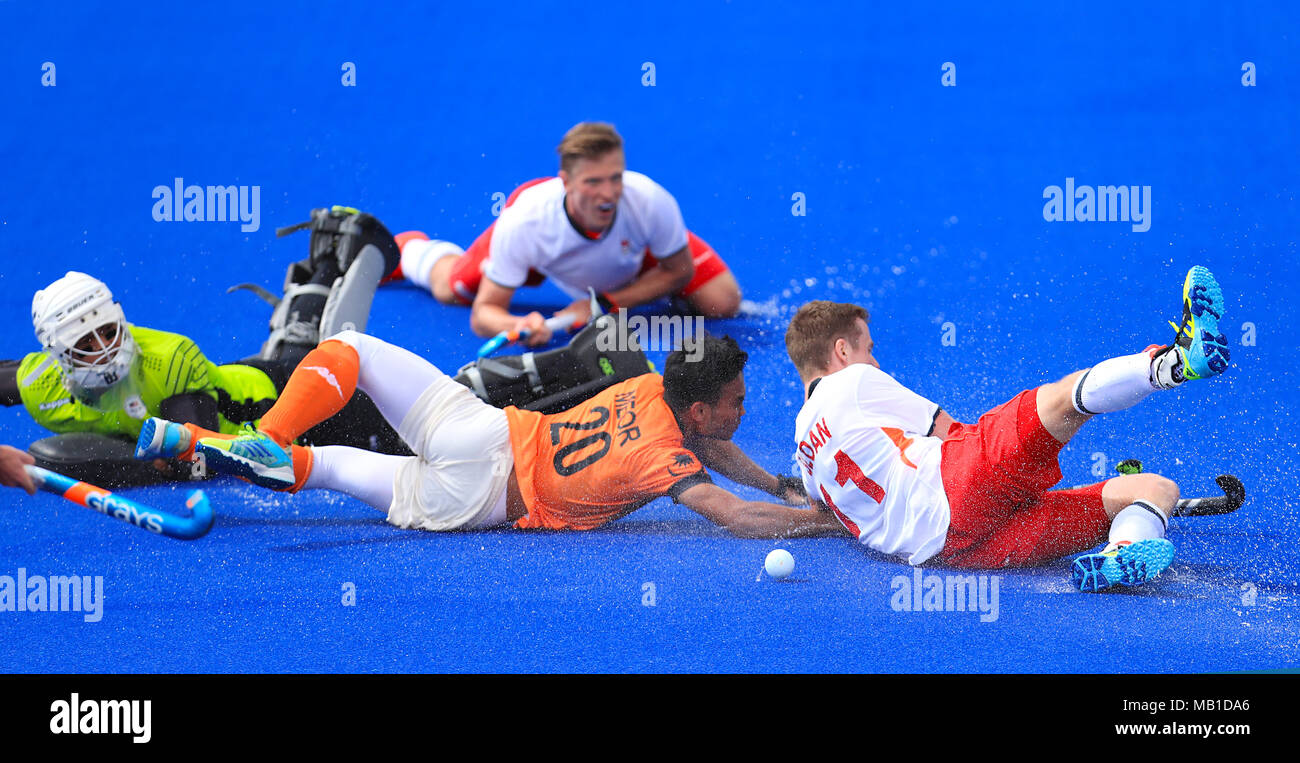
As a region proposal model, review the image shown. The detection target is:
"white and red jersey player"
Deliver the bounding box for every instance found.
[393,124,743,344]
[483,172,689,301]
[787,305,1167,571]
[794,363,951,564]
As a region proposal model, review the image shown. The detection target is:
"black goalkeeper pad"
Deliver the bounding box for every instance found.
[454,318,655,414]
[27,433,179,488]
[276,206,401,278]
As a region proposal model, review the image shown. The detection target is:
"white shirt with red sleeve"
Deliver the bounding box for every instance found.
[793,363,951,565]
[483,171,689,300]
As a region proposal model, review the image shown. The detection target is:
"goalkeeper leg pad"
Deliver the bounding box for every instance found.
[319,243,386,340]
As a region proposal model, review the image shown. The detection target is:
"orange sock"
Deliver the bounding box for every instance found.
[180,422,226,461]
[260,340,360,446]
[288,444,314,493]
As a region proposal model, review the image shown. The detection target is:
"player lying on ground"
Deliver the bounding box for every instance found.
[391,122,744,346]
[0,208,409,487]
[136,334,836,538]
[784,266,1231,591]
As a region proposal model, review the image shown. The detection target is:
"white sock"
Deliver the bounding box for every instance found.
[302,445,400,512]
[400,239,464,292]
[1071,352,1160,414]
[1106,500,1168,549]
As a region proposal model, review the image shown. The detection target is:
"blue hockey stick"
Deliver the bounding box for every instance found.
[24,464,215,540]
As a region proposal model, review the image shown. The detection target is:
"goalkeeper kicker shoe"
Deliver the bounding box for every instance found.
[1071,539,1176,592]
[196,426,295,490]
[135,417,194,460]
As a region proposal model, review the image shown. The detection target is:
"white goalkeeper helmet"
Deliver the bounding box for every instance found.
[32,272,139,396]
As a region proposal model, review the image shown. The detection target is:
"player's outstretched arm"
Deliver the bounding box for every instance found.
[677,482,848,539]
[470,280,523,337]
[686,437,805,505]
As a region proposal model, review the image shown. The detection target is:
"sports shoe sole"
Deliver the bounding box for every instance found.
[1072,539,1176,592]
[1181,266,1230,379]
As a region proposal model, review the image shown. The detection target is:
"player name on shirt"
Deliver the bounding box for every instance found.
[795,417,833,476]
[613,389,641,446]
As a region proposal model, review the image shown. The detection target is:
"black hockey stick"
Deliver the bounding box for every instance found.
[1065,473,1245,517]
[1173,474,1245,517]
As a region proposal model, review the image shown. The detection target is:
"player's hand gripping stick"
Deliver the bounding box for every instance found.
[476,288,606,358]
[477,314,581,358]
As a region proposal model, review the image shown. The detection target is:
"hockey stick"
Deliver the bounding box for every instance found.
[476,288,603,358]
[23,464,215,540]
[477,313,581,358]
[1064,473,1245,517]
[1173,474,1245,517]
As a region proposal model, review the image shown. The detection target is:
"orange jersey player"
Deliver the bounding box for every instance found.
[135,332,841,539]
[506,373,712,530]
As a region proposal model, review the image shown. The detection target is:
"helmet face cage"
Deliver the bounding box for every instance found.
[52,304,138,393]
[32,274,139,394]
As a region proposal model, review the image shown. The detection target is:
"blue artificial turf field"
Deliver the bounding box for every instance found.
[1,1,1297,673]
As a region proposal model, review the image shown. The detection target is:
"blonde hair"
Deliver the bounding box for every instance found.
[557,122,623,174]
[785,301,870,372]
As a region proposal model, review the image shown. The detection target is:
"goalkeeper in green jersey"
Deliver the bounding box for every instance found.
[1,207,410,487]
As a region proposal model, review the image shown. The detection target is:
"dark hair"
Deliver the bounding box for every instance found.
[662,335,748,411]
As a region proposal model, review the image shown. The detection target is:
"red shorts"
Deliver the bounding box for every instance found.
[934,389,1112,569]
[446,177,730,305]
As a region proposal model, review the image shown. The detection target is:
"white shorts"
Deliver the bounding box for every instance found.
[387,370,514,531]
